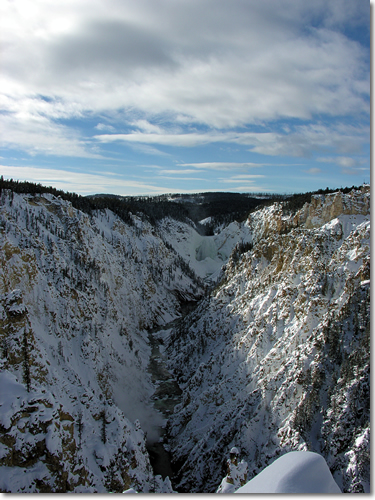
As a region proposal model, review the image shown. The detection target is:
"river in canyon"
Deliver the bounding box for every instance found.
[145,302,198,484]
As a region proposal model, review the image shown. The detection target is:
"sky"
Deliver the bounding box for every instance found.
[0,0,371,196]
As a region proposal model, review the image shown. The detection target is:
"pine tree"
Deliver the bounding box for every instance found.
[22,327,31,392]
[101,408,107,444]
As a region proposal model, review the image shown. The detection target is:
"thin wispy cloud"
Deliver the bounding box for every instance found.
[127,143,171,157]
[317,156,369,168]
[95,123,116,132]
[222,175,266,182]
[179,162,264,171]
[230,184,271,193]
[0,165,171,196]
[0,0,370,195]
[159,169,203,175]
[157,176,206,182]
[1,112,102,159]
[94,132,227,148]
[94,125,369,160]
[305,168,323,175]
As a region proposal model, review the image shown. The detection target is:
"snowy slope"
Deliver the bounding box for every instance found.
[165,186,370,493]
[234,451,341,494]
[0,190,205,492]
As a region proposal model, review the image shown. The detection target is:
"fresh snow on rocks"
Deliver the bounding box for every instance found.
[158,218,252,281]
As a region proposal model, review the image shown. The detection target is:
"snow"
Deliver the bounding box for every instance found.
[235,451,341,494]
[216,455,248,494]
[0,463,54,494]
[196,237,218,261]
[1,191,194,492]
[0,371,28,428]
[158,218,252,279]
[199,216,212,225]
[122,475,176,494]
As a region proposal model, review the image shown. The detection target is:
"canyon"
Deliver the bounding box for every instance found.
[0,184,370,493]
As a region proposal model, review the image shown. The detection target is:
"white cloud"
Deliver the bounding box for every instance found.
[341,167,369,176]
[158,169,202,175]
[131,120,165,134]
[156,176,206,181]
[247,124,369,158]
[0,165,172,196]
[217,174,266,191]
[95,123,115,132]
[317,156,367,168]
[1,112,102,159]
[226,184,271,193]
[1,0,369,130]
[179,162,264,170]
[94,124,368,159]
[94,132,226,147]
[222,175,266,181]
[127,143,171,157]
[306,168,322,175]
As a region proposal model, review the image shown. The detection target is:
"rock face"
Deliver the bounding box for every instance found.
[0,288,152,493]
[299,186,370,228]
[165,186,370,493]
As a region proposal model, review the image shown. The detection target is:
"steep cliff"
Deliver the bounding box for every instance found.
[165,186,370,493]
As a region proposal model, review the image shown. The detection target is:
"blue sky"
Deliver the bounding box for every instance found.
[0,0,371,196]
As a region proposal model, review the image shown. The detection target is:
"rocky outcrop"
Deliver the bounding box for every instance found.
[0,288,153,493]
[297,185,370,229]
[0,368,153,492]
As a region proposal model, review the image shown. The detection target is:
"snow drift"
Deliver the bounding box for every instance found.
[235,451,341,494]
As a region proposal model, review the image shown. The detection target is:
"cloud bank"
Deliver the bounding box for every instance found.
[0,0,370,194]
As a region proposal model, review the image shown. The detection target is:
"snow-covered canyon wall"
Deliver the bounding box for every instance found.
[165,186,370,493]
[0,190,206,492]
